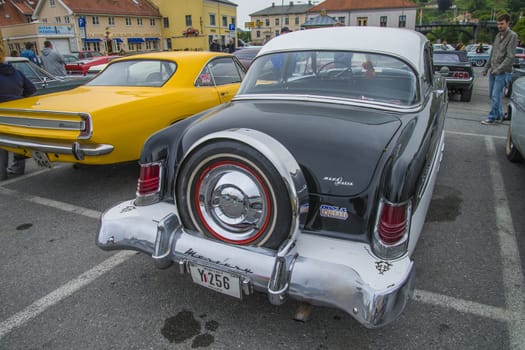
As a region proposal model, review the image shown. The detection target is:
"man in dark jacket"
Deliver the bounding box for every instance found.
[481,13,518,125]
[0,46,36,180]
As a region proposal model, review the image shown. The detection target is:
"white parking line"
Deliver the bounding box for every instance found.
[0,187,101,219]
[486,138,525,350]
[0,251,135,340]
[446,130,506,140]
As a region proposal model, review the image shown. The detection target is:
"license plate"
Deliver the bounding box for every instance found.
[30,151,51,168]
[189,262,241,299]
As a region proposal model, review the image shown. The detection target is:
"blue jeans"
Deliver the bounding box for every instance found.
[488,73,507,121]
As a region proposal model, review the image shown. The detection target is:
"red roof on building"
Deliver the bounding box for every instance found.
[309,0,417,12]
[9,0,36,16]
[0,0,33,26]
[60,0,160,17]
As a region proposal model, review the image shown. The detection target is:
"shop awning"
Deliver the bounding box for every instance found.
[145,37,160,41]
[113,38,123,43]
[84,38,102,43]
[127,38,145,43]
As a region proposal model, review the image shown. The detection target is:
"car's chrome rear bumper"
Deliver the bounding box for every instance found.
[0,135,113,160]
[97,200,415,328]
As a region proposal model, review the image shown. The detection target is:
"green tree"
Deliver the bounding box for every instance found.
[513,18,525,44]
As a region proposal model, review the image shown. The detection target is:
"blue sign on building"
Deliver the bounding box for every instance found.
[78,17,86,28]
[228,23,235,31]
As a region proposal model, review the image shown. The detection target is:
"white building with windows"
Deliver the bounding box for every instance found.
[307,0,417,29]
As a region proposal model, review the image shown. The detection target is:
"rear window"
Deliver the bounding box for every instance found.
[238,50,418,106]
[433,51,467,63]
[87,59,176,87]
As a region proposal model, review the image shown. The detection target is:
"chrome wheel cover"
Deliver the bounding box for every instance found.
[194,160,272,244]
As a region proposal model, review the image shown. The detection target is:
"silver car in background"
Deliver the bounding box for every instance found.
[506,76,525,162]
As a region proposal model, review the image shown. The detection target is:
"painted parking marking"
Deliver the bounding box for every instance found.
[0,250,135,340]
[0,133,523,348]
[0,187,100,219]
[485,137,525,350]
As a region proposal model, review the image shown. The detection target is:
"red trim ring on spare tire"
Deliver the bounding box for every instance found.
[176,140,293,249]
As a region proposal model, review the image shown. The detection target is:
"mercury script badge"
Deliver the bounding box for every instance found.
[323,176,354,186]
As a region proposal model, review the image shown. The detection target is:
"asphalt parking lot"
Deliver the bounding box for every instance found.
[0,67,524,350]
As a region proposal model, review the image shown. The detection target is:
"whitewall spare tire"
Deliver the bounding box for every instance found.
[176,140,293,249]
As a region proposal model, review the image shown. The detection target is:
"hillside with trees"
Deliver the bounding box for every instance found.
[420,0,524,45]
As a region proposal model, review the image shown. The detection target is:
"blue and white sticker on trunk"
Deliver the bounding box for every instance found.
[320,204,349,220]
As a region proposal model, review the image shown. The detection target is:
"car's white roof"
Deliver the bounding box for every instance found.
[259,26,428,74]
[5,57,30,63]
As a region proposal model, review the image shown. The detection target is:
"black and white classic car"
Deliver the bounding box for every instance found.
[97,27,447,328]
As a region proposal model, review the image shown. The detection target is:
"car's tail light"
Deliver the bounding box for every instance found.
[135,162,163,206]
[452,71,470,79]
[372,198,411,259]
[78,113,92,139]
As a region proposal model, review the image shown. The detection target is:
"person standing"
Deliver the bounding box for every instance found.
[40,40,67,77]
[481,13,518,125]
[0,46,36,180]
[210,39,221,52]
[20,42,40,66]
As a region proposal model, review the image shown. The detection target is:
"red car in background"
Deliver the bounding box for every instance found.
[65,55,120,75]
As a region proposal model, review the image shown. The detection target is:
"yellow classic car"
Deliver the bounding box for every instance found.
[0,51,245,166]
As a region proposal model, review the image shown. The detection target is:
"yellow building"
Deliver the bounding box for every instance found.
[150,0,238,51]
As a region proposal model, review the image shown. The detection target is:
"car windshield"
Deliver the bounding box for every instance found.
[87,59,177,87]
[238,50,418,106]
[11,60,58,82]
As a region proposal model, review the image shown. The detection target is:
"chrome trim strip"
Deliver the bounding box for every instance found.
[233,94,424,113]
[0,135,113,156]
[0,109,93,140]
[0,107,89,116]
[0,116,83,131]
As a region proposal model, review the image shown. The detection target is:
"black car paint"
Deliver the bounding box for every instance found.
[139,80,446,242]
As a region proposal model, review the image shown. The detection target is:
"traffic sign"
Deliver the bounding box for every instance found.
[228,23,235,31]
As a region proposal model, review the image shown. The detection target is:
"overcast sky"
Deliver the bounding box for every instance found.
[231,0,318,30]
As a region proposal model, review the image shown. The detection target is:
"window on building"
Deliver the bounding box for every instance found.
[108,17,115,26]
[64,16,70,24]
[126,17,132,26]
[357,17,368,26]
[150,18,156,26]
[210,14,216,26]
[398,15,406,28]
[338,16,346,25]
[55,16,61,24]
[295,17,299,25]
[49,0,55,7]
[231,17,236,25]
[256,30,261,38]
[42,18,48,23]
[92,16,99,25]
[137,18,143,26]
[275,18,279,26]
[146,40,158,50]
[380,16,387,27]
[265,18,269,26]
[285,17,289,25]
[275,30,280,37]
[222,16,228,27]
[163,17,169,28]
[185,15,192,27]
